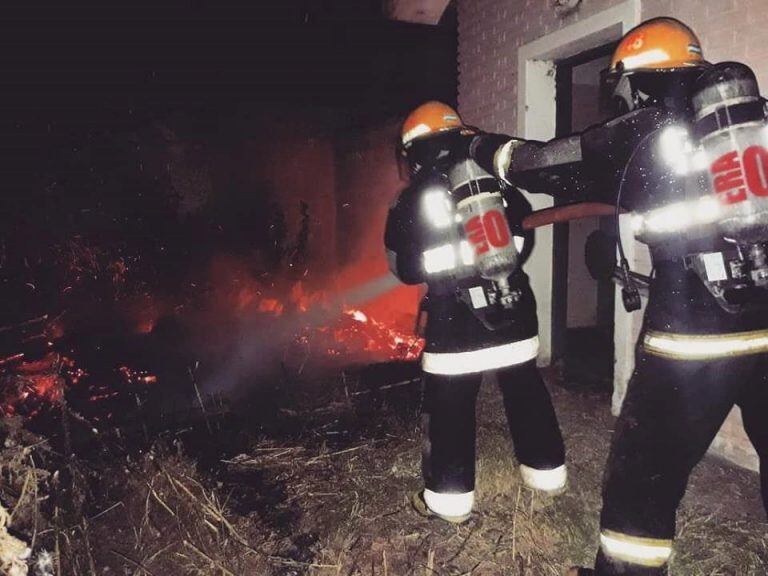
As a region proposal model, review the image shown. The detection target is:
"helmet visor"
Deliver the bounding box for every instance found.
[603,67,706,114]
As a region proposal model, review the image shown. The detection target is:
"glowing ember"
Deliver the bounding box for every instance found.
[349,310,368,323]
[327,308,423,362]
[135,319,156,335]
[0,353,65,417]
[118,366,159,386]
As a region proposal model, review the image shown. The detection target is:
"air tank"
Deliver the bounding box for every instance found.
[449,159,520,305]
[693,62,768,244]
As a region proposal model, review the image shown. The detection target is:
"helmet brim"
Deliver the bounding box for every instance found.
[402,125,473,149]
[608,59,711,79]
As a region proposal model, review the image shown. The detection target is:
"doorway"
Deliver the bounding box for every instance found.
[552,43,617,389]
[515,0,640,368]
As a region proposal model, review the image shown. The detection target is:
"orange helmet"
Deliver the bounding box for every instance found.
[611,17,706,75]
[401,101,465,148]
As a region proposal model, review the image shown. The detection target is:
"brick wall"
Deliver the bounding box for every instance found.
[643,0,768,86]
[457,0,626,133]
[458,0,768,132]
[457,0,766,471]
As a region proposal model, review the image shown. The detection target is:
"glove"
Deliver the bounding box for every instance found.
[469,133,525,180]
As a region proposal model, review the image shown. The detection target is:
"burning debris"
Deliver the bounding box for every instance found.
[0,281,420,420]
[330,307,422,361]
[1,356,64,418]
[0,79,427,575]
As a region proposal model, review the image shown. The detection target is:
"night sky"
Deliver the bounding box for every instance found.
[1,0,458,208]
[1,0,457,118]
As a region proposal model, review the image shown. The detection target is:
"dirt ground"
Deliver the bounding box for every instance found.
[2,363,767,575]
[220,366,766,576]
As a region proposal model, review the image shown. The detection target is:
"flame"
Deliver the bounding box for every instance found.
[327,306,423,362]
[237,286,261,310]
[127,295,163,334]
[257,298,284,315]
[2,248,423,418]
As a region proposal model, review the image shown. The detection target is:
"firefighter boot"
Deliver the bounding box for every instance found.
[411,490,472,524]
[567,548,669,576]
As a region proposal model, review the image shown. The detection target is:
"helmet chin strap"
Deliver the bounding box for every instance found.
[613,75,636,113]
[634,89,653,108]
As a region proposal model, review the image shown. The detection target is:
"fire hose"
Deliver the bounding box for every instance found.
[522,202,650,297]
[521,202,619,230]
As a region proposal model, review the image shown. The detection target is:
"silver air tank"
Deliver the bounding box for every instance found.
[693,62,768,284]
[449,159,520,307]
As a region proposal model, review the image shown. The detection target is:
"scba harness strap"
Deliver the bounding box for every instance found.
[693,99,767,140]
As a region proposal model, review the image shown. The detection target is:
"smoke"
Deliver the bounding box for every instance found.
[326,272,402,310]
[200,272,402,398]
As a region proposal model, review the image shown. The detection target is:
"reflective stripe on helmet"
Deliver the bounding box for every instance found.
[519,463,567,493]
[643,329,768,360]
[620,48,671,71]
[402,123,432,147]
[423,489,474,518]
[599,530,673,568]
[422,336,539,375]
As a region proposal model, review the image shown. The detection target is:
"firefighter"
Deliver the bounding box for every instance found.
[469,17,768,575]
[385,101,567,523]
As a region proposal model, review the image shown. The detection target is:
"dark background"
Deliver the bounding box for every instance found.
[0,0,457,321]
[0,0,457,202]
[1,1,456,124]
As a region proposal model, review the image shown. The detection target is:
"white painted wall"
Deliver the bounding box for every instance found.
[518,58,556,365]
[612,214,651,415]
[517,0,641,366]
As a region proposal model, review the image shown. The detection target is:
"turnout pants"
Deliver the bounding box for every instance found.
[594,330,768,575]
[420,358,566,516]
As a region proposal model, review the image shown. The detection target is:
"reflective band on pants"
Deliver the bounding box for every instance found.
[422,336,539,375]
[600,530,673,568]
[423,489,474,518]
[643,329,768,360]
[519,463,567,492]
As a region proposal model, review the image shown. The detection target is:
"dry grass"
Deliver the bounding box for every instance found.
[1,367,766,575]
[205,368,767,575]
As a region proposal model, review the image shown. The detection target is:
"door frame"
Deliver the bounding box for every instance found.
[516,0,641,367]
